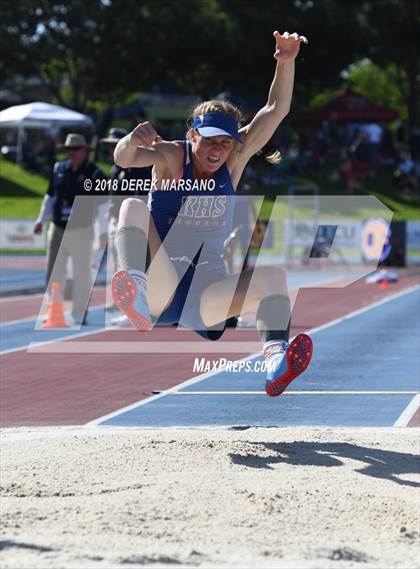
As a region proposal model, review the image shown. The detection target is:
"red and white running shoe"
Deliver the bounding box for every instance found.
[265,334,313,397]
[111,270,152,331]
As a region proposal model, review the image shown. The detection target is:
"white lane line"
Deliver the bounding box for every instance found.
[0,315,49,327]
[1,329,105,356]
[302,284,419,337]
[394,394,420,427]
[1,317,36,327]
[27,341,263,354]
[172,390,419,396]
[85,352,261,427]
[0,301,108,329]
[0,304,108,356]
[88,285,420,426]
[25,284,420,356]
[0,293,45,302]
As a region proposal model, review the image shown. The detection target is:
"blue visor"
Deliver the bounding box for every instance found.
[192,112,242,143]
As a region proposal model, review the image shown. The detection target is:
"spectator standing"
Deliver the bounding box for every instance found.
[339,149,358,194]
[393,151,418,196]
[362,122,383,174]
[34,133,106,325]
[350,131,373,184]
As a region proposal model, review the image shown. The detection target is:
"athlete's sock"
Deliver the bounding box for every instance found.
[115,226,148,273]
[256,294,291,345]
[263,339,289,364]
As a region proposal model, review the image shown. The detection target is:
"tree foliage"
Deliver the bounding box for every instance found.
[0,0,418,126]
[345,59,408,121]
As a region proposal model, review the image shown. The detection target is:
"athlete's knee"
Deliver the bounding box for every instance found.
[118,198,150,228]
[120,197,147,215]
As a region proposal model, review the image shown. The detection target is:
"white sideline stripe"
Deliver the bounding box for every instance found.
[172,390,419,396]
[0,309,83,327]
[28,341,264,354]
[394,394,420,427]
[88,285,420,426]
[0,302,108,326]
[0,316,41,327]
[0,294,46,326]
[0,304,108,356]
[24,284,420,356]
[302,284,420,337]
[0,293,44,302]
[86,352,260,426]
[0,274,338,320]
[1,306,108,327]
[1,329,102,356]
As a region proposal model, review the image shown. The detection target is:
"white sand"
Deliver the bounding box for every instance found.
[1,427,419,569]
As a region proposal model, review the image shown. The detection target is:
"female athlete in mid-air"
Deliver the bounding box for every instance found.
[112,30,312,397]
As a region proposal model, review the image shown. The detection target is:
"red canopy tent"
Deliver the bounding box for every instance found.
[301,88,399,124]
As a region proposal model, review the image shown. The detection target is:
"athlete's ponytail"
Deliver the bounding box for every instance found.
[264,150,282,164]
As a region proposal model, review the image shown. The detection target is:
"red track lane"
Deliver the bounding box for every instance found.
[1,294,45,323]
[0,256,46,270]
[1,274,419,427]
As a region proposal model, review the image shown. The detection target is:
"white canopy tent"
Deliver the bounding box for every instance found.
[0,102,93,164]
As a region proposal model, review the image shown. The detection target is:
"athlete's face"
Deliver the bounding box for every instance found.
[191,131,235,174]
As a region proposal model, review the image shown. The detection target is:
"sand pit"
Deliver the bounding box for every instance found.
[1,427,419,568]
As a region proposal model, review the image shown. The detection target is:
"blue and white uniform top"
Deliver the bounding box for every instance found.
[148,141,235,267]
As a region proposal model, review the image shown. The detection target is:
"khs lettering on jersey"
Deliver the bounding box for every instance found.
[178,196,227,219]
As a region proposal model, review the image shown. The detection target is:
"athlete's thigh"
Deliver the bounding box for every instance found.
[200,265,286,327]
[119,196,179,316]
[146,216,179,317]
[199,269,255,327]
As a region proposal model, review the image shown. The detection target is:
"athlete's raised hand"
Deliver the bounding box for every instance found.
[130,121,162,147]
[273,30,308,62]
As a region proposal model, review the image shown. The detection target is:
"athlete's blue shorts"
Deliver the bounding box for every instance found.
[154,257,228,341]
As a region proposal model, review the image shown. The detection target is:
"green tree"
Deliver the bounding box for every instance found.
[344,58,408,121]
[356,0,419,128]
[0,0,239,110]
[1,0,416,128]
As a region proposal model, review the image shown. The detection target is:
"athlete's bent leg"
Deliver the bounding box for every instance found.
[112,198,179,328]
[200,264,312,396]
[199,265,287,327]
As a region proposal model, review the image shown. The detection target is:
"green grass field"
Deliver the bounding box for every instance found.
[0,158,419,221]
[0,160,112,219]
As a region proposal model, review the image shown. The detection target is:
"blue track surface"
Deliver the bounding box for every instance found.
[0,307,106,352]
[0,268,45,293]
[99,288,420,428]
[0,270,357,352]
[0,266,355,295]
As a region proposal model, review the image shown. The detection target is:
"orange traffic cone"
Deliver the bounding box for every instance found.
[42,282,69,328]
[380,279,388,290]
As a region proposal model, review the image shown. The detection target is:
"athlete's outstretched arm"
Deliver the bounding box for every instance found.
[238,31,308,160]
